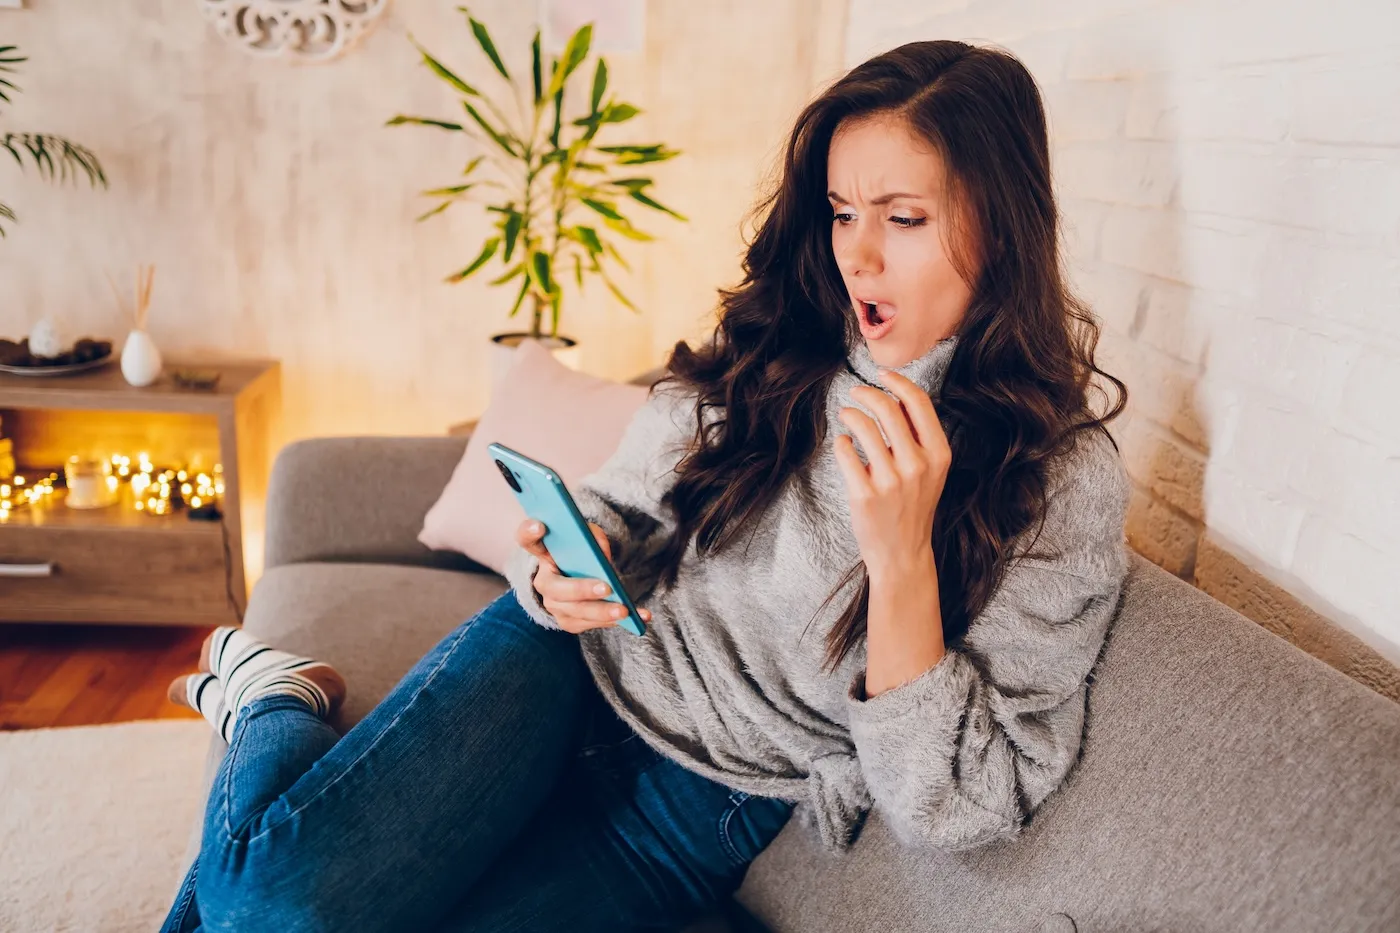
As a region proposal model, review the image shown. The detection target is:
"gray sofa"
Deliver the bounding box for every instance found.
[181,383,1400,931]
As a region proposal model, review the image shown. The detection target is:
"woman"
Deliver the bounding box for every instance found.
[161,38,1130,932]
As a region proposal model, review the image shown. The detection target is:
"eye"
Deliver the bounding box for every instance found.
[833,211,855,226]
[891,216,926,228]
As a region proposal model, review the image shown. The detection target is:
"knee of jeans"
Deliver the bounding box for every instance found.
[194,829,322,930]
[194,850,318,933]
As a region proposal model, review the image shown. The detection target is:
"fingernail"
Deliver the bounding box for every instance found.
[529,522,542,533]
[594,583,609,595]
[613,606,624,617]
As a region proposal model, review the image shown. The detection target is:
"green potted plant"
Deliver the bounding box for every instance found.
[1,43,109,374]
[1,44,107,238]
[388,7,685,382]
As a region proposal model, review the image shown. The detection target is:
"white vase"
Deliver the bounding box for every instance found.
[120,329,163,387]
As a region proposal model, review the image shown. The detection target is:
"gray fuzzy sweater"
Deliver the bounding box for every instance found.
[504,329,1132,853]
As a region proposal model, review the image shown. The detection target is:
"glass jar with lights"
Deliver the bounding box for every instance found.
[64,456,119,509]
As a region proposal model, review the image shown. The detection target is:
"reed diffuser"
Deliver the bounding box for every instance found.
[109,264,162,387]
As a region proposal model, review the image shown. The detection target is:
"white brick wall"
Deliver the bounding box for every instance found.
[847,0,1400,660]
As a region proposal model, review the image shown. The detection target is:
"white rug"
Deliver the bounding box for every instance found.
[0,719,211,933]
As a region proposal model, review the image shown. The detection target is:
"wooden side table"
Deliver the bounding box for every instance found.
[0,360,280,626]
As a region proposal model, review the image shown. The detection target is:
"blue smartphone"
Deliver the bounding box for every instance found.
[486,441,647,637]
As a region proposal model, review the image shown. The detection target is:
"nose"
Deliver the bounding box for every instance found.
[834,214,883,280]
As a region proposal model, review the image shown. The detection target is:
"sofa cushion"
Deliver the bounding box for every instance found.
[418,337,650,575]
[734,553,1400,932]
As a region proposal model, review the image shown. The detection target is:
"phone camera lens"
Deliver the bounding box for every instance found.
[494,459,522,493]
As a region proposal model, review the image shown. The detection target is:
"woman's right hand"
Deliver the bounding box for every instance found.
[515,518,653,635]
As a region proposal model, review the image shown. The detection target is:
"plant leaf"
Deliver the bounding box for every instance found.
[546,23,593,98]
[489,261,525,286]
[589,59,607,114]
[600,102,641,124]
[461,9,511,81]
[602,215,654,241]
[501,210,522,261]
[420,182,478,197]
[507,275,530,317]
[598,266,639,313]
[410,38,480,97]
[616,148,679,165]
[2,134,107,187]
[27,135,53,177]
[530,30,542,104]
[596,144,661,155]
[462,101,518,156]
[597,143,681,165]
[573,253,584,289]
[549,83,564,149]
[446,237,501,281]
[572,225,603,256]
[601,238,631,272]
[580,197,623,221]
[462,154,486,176]
[416,200,454,222]
[626,188,687,221]
[387,115,464,131]
[604,177,653,194]
[528,249,556,296]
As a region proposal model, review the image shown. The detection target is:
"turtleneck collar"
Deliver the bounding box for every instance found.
[841,326,959,398]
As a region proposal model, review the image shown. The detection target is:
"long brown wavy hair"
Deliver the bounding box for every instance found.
[639,40,1126,673]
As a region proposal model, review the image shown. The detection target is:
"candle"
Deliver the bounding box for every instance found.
[64,457,117,509]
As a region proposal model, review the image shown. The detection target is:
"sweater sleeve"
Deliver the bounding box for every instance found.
[502,382,698,630]
[844,429,1132,850]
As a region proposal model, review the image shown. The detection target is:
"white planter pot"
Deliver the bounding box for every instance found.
[120,329,163,387]
[488,332,581,392]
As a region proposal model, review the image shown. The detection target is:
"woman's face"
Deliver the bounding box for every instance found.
[827,112,975,368]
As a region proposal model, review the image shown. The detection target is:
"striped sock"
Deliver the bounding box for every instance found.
[205,626,342,722]
[184,673,236,744]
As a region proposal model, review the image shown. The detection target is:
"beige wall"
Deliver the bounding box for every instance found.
[1,0,846,444]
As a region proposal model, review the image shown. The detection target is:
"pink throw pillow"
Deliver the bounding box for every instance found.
[419,338,650,574]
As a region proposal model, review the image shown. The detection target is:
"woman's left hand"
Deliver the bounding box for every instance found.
[832,370,951,573]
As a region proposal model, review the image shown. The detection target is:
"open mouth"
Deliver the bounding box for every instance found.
[857,300,897,334]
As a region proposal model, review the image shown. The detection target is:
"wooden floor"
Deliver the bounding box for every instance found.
[0,622,209,730]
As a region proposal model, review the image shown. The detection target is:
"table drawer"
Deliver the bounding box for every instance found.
[0,524,233,624]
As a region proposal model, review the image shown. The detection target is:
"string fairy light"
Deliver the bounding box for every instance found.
[0,471,59,521]
[0,452,221,521]
[108,452,222,516]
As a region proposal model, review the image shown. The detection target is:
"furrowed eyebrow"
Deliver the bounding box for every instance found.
[826,190,926,206]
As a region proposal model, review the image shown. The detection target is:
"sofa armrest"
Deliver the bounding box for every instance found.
[263,435,493,575]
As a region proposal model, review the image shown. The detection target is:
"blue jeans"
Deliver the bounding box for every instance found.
[160,589,795,932]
